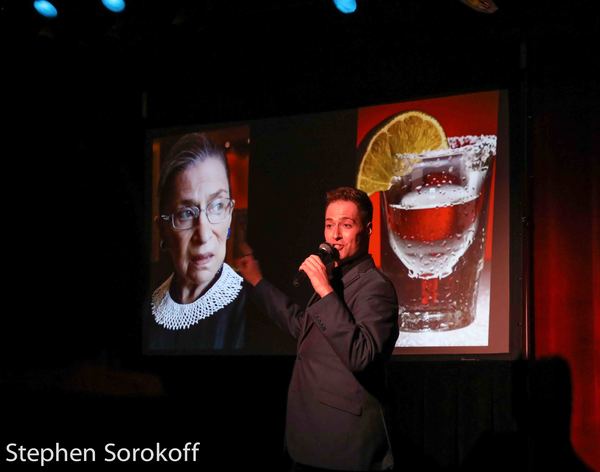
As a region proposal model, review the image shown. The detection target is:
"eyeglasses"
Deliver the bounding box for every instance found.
[160,198,234,230]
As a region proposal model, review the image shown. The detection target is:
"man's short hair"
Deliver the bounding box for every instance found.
[325,187,373,227]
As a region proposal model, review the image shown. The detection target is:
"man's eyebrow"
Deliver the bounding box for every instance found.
[325,217,357,222]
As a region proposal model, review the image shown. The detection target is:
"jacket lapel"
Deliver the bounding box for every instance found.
[298,256,375,345]
[341,255,375,290]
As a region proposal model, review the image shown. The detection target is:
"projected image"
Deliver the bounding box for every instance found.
[355,92,506,350]
[145,127,250,353]
[143,91,512,357]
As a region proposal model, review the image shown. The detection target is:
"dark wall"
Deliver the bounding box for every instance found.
[2,1,598,470]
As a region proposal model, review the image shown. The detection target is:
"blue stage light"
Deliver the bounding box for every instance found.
[332,0,357,14]
[101,0,126,13]
[33,0,58,18]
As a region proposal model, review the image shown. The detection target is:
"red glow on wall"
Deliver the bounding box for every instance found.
[533,106,600,470]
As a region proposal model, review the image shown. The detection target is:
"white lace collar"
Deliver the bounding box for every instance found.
[151,263,243,331]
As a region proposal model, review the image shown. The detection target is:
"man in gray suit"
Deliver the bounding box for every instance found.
[237,187,399,471]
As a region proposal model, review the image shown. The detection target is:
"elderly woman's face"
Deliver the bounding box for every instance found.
[162,158,231,297]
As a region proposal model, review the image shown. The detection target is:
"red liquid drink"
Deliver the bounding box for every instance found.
[383,135,496,331]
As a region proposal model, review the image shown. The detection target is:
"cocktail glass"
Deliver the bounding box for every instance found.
[382,135,496,331]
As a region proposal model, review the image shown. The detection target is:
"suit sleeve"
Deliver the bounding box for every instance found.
[306,272,399,372]
[249,278,306,339]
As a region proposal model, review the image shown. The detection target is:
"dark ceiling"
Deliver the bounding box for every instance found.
[5,0,598,126]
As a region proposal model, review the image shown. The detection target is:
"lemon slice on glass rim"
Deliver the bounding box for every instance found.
[356,110,449,196]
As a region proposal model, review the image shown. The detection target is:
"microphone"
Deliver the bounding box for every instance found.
[293,242,340,288]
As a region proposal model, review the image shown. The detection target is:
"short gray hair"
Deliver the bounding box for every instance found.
[158,132,230,212]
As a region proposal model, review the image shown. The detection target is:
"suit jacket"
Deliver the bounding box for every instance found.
[251,255,399,470]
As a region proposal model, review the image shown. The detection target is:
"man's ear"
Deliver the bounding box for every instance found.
[366,222,373,235]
